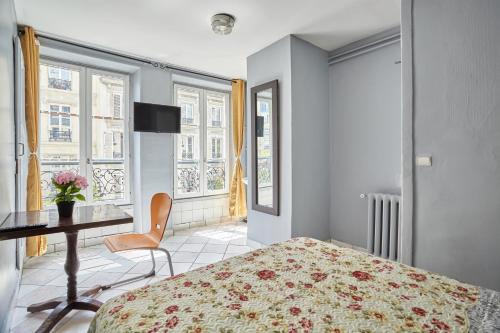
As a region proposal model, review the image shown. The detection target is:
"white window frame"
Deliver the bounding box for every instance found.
[40,59,131,206]
[173,83,230,199]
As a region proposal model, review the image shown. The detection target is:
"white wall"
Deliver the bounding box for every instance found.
[406,0,500,291]
[329,42,402,248]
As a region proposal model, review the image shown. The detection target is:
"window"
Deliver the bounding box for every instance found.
[174,84,230,198]
[39,61,130,206]
[181,103,194,124]
[181,135,194,160]
[48,66,72,90]
[48,104,72,142]
[211,107,222,127]
[112,93,122,118]
[211,137,222,159]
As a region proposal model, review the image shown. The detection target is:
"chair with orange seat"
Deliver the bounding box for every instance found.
[100,193,174,290]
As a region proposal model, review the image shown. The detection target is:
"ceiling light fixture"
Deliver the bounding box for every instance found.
[211,13,236,35]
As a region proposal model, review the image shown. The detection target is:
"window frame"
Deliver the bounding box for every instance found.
[40,58,131,206]
[173,83,231,199]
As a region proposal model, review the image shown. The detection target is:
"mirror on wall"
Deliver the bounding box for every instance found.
[251,80,279,215]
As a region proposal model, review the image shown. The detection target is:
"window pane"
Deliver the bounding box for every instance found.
[39,63,80,206]
[206,91,227,193]
[176,87,201,196]
[47,65,72,90]
[91,73,126,202]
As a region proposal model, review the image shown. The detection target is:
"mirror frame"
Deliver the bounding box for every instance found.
[250,80,279,216]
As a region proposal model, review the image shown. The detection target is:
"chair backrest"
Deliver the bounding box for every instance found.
[148,193,173,243]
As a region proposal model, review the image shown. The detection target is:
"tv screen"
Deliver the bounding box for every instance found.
[134,102,181,133]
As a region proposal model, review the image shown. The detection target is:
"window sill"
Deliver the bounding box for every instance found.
[173,193,229,202]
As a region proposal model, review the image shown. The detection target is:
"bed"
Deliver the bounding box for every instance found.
[89,237,499,332]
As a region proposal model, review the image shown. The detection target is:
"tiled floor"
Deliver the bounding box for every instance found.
[10,221,255,333]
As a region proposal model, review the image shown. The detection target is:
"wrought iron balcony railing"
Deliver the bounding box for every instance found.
[257,157,272,187]
[182,117,194,125]
[48,78,72,91]
[49,129,72,142]
[40,160,125,205]
[177,160,226,193]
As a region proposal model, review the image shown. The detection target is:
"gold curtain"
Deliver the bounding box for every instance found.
[21,27,46,256]
[229,79,247,217]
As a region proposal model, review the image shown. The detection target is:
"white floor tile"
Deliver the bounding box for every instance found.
[202,243,227,254]
[229,237,247,246]
[79,271,124,288]
[159,262,191,276]
[128,261,164,274]
[96,288,126,302]
[163,235,189,243]
[185,236,209,244]
[190,263,207,270]
[113,274,152,291]
[172,251,200,263]
[223,252,240,260]
[226,245,253,255]
[54,310,95,333]
[21,268,62,286]
[195,252,224,264]
[177,243,204,252]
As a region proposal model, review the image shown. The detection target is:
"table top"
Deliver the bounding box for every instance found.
[0,205,133,241]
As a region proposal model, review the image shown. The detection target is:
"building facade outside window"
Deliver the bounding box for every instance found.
[48,67,72,90]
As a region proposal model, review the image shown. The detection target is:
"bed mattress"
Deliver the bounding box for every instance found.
[89,237,499,332]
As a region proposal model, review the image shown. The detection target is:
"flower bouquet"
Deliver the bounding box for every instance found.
[52,171,89,217]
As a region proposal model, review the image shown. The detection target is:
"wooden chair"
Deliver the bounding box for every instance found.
[101,193,174,290]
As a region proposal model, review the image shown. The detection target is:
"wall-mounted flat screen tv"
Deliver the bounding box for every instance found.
[134,102,181,133]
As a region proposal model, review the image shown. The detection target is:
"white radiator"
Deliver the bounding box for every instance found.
[362,193,401,261]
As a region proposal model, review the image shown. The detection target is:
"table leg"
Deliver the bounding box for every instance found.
[65,231,79,300]
[28,230,104,333]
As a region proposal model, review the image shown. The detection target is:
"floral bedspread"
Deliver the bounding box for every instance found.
[89,237,481,333]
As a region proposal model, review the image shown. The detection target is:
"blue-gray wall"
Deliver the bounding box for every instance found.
[290,36,330,239]
[0,0,19,329]
[408,0,500,291]
[247,36,293,245]
[246,35,330,245]
[329,42,402,248]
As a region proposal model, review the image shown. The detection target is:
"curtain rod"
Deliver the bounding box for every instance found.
[23,29,236,83]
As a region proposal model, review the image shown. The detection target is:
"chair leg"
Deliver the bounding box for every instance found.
[101,250,156,290]
[100,248,174,290]
[156,247,174,277]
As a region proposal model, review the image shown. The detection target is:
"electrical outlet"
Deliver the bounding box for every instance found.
[416,156,432,167]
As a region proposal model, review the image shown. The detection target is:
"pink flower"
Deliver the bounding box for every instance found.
[54,171,76,185]
[74,175,89,189]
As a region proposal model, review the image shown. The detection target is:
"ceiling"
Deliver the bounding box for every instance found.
[14,0,400,78]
